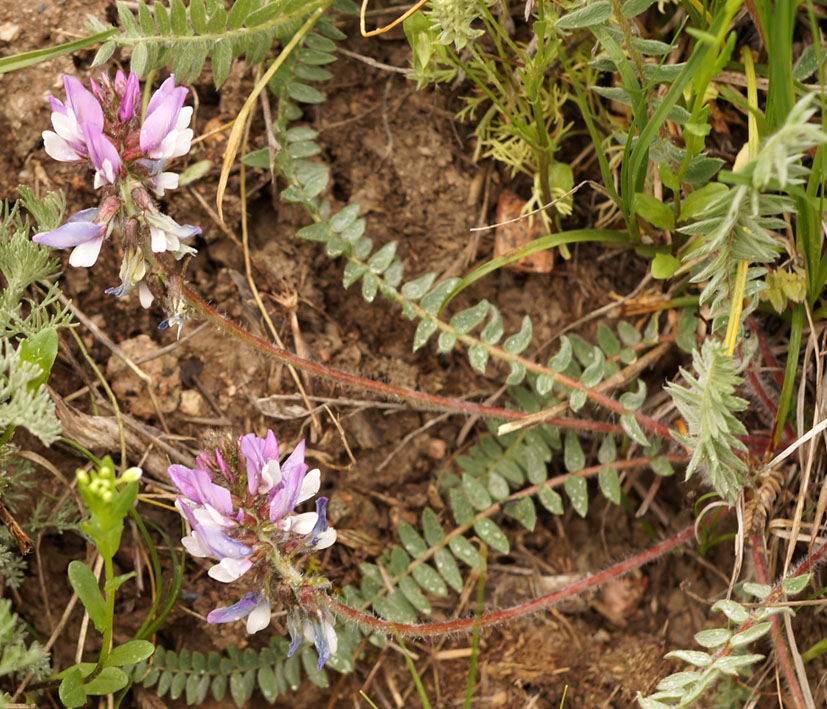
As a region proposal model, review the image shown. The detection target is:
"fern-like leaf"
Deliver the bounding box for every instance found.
[665,339,749,503]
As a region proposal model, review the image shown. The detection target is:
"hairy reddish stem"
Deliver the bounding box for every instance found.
[162,259,635,436]
[314,522,696,637]
[750,537,806,708]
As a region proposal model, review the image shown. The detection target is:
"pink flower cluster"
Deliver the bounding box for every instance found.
[169,431,338,668]
[33,71,200,311]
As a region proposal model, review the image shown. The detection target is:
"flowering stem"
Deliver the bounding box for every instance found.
[153,252,630,435]
[314,522,696,637]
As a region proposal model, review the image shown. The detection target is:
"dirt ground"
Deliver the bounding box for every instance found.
[3,2,827,708]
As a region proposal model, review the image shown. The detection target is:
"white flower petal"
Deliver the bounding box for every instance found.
[315,527,337,550]
[297,468,320,504]
[323,617,338,656]
[43,131,80,162]
[149,225,166,252]
[138,282,154,309]
[208,557,252,583]
[259,460,281,494]
[182,534,209,557]
[289,512,318,535]
[69,236,104,268]
[246,598,271,633]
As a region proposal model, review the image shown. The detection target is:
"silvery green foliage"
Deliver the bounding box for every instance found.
[0,598,50,682]
[93,0,356,87]
[0,341,60,447]
[0,191,73,340]
[424,0,496,49]
[681,94,827,331]
[638,575,811,707]
[665,339,749,503]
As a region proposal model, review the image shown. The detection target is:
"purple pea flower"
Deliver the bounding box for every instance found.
[33,196,120,267]
[140,75,193,160]
[207,592,272,633]
[169,431,338,662]
[43,75,121,186]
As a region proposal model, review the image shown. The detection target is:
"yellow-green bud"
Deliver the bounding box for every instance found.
[121,467,143,483]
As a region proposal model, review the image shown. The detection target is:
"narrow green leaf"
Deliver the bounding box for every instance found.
[169,0,188,34]
[212,38,233,88]
[117,2,142,36]
[664,650,712,667]
[730,622,772,647]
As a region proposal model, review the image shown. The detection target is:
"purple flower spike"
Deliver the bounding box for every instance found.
[207,592,271,633]
[33,208,105,267]
[140,75,193,160]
